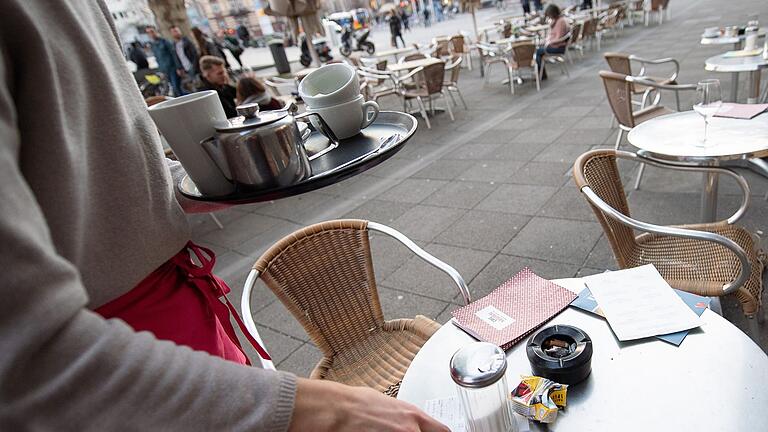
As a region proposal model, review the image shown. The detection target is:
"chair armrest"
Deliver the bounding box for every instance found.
[579,186,751,296]
[368,222,472,305]
[628,76,696,91]
[240,269,277,371]
[619,150,751,225]
[548,31,572,46]
[397,65,425,83]
[629,55,680,81]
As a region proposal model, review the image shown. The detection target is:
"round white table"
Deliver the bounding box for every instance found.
[705,52,768,104]
[700,29,766,102]
[627,110,768,222]
[397,278,768,432]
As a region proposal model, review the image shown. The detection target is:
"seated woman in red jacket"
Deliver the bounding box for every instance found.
[236,75,284,110]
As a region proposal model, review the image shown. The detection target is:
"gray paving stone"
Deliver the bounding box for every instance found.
[320,174,392,200]
[493,141,547,162]
[343,199,414,224]
[507,161,572,187]
[412,159,476,180]
[492,118,545,130]
[389,205,466,242]
[378,178,448,204]
[584,235,619,271]
[187,208,249,236]
[572,116,614,130]
[383,243,495,302]
[422,181,498,209]
[457,160,525,183]
[253,299,311,341]
[232,219,306,257]
[444,143,503,160]
[473,130,516,144]
[369,232,423,281]
[510,127,569,144]
[533,143,594,163]
[435,210,530,252]
[553,128,615,146]
[377,286,449,321]
[476,184,559,215]
[251,326,304,365]
[538,185,597,221]
[197,213,285,250]
[277,342,323,377]
[549,105,594,117]
[468,254,580,299]
[501,217,603,265]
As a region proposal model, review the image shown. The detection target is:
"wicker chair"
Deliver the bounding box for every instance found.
[645,0,670,26]
[443,55,468,109]
[573,150,765,336]
[449,34,472,70]
[509,41,540,92]
[581,17,599,51]
[400,52,427,64]
[241,220,471,396]
[477,42,514,95]
[604,52,683,110]
[567,21,585,60]
[401,61,453,129]
[539,32,572,80]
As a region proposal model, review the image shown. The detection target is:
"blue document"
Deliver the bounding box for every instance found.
[571,286,711,346]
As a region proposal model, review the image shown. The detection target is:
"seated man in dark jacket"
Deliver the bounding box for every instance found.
[197,55,237,118]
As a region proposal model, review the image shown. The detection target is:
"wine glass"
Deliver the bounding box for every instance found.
[693,79,722,147]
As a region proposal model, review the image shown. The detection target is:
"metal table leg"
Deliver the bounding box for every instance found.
[701,171,719,222]
[730,41,742,102]
[747,69,761,104]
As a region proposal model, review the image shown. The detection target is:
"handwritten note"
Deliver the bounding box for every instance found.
[424,397,530,432]
[583,265,701,341]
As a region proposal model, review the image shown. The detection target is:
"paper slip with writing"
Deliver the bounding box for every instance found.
[424,397,530,432]
[583,265,701,341]
[715,103,768,119]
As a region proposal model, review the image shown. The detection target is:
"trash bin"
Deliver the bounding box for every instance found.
[268,39,290,74]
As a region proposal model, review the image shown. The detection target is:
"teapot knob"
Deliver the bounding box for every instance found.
[236,103,260,119]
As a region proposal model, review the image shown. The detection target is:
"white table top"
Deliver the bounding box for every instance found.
[493,36,533,45]
[370,47,416,58]
[387,57,442,72]
[398,278,768,432]
[705,51,768,73]
[627,110,768,161]
[700,28,766,45]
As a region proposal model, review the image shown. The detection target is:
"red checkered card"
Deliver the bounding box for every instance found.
[451,268,576,350]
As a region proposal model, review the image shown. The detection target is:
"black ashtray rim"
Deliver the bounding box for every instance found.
[526,324,593,385]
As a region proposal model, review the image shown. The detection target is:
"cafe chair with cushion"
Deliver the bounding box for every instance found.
[241,219,471,396]
[573,149,766,337]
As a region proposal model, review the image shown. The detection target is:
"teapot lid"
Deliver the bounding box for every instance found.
[213,102,291,132]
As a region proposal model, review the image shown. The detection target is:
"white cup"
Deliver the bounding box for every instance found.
[745,32,758,50]
[298,63,360,108]
[306,95,379,139]
[148,91,235,196]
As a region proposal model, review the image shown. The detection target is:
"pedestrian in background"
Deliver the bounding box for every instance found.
[236,24,251,47]
[146,25,184,96]
[401,9,411,32]
[219,30,244,69]
[191,27,229,68]
[389,10,406,48]
[127,41,149,70]
[170,26,200,78]
[423,7,431,27]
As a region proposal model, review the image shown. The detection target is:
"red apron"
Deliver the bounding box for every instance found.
[96,242,271,365]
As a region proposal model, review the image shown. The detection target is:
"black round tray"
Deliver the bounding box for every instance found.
[178,111,417,203]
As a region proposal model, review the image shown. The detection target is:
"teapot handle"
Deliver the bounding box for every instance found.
[294,111,339,161]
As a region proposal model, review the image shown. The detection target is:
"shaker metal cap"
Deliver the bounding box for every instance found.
[450,342,507,388]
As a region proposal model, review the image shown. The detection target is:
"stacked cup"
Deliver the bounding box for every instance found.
[298,63,379,140]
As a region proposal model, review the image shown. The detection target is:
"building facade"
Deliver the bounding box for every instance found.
[189,0,279,37]
[104,0,156,45]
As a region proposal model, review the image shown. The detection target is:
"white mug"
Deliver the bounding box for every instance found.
[148,91,235,196]
[306,95,379,139]
[299,63,360,108]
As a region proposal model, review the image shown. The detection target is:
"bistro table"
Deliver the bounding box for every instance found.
[387,57,443,73]
[705,52,768,103]
[627,110,768,222]
[293,67,319,81]
[700,29,766,102]
[367,46,417,61]
[397,278,768,432]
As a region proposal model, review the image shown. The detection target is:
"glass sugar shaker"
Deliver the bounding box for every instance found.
[450,342,517,432]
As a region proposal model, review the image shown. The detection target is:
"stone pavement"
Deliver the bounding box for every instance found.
[190,0,768,375]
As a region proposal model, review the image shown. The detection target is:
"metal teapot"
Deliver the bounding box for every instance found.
[201,102,338,190]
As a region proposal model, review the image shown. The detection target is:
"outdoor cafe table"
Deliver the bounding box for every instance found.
[397,278,768,432]
[368,46,416,61]
[700,29,766,102]
[705,52,768,104]
[387,57,443,73]
[627,110,768,222]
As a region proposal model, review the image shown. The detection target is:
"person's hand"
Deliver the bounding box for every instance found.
[289,378,449,432]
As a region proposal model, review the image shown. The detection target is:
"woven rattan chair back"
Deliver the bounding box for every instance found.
[570,21,584,44]
[450,34,465,53]
[502,22,513,38]
[582,17,598,39]
[573,151,637,268]
[421,61,446,94]
[253,220,384,357]
[604,52,632,75]
[511,41,536,67]
[447,55,462,83]
[403,53,427,62]
[599,70,635,128]
[435,39,451,57]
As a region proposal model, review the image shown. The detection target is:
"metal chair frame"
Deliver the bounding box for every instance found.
[477,42,514,95]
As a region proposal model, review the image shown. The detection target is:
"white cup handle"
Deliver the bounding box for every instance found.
[360,100,379,129]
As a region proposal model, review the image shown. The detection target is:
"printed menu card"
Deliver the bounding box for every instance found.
[582,265,701,341]
[451,268,577,350]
